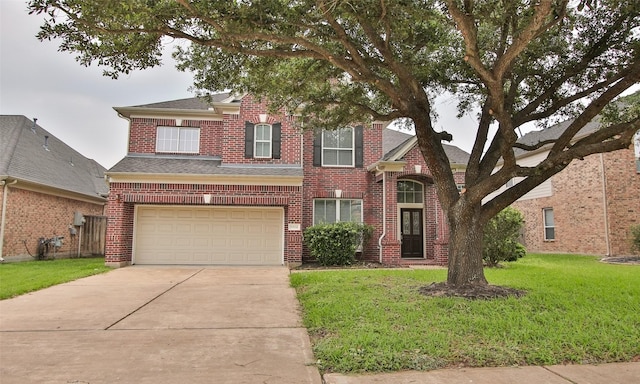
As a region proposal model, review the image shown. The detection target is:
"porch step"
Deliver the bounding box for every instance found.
[399,258,445,267]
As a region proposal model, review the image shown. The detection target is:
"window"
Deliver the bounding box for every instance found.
[543,208,555,241]
[245,122,281,159]
[254,124,272,158]
[156,126,199,154]
[397,180,423,203]
[322,128,354,166]
[313,199,363,225]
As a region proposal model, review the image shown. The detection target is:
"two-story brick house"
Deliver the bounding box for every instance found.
[489,120,639,256]
[104,93,468,267]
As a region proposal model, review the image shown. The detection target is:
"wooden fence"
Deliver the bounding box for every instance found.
[81,215,107,256]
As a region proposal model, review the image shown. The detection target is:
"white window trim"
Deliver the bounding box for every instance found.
[313,198,363,225]
[321,127,355,167]
[156,126,200,154]
[543,207,555,241]
[397,180,424,204]
[254,123,272,158]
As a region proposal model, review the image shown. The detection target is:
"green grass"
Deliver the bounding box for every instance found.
[290,254,640,373]
[0,257,111,300]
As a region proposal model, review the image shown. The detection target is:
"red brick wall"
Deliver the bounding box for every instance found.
[223,95,302,164]
[128,118,224,157]
[513,149,638,256]
[380,145,460,265]
[1,187,105,260]
[114,95,460,266]
[300,124,384,261]
[127,95,301,163]
[105,183,303,265]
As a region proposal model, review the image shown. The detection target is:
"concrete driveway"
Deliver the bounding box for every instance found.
[0,266,322,384]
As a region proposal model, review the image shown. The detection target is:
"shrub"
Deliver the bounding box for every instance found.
[631,224,640,254]
[304,222,374,266]
[483,207,526,267]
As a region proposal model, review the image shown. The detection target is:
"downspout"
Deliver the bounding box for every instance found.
[599,154,611,256]
[0,179,18,261]
[377,168,386,263]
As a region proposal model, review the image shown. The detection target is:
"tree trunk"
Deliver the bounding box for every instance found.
[446,203,488,288]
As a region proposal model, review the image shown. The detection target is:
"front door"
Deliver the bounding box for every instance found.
[401,208,423,258]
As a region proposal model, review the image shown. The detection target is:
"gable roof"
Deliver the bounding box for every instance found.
[114,92,241,119]
[0,115,108,201]
[131,93,235,110]
[381,128,470,167]
[514,119,600,158]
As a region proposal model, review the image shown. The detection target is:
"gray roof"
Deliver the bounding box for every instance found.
[108,154,303,177]
[442,143,471,166]
[381,128,470,166]
[132,93,235,110]
[0,115,108,200]
[514,119,600,157]
[383,128,413,156]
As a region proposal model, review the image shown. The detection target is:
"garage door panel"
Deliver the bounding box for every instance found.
[134,206,283,265]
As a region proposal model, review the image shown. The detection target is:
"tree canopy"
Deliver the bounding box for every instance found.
[29,0,640,290]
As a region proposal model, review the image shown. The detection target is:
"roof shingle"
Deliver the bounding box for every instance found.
[0,115,108,199]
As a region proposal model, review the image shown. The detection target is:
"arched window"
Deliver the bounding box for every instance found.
[397,180,423,203]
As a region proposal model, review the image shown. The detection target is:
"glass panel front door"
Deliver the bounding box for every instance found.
[401,208,424,258]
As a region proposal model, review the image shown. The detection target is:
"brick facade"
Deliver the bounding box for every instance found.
[513,148,639,256]
[1,186,105,261]
[106,95,458,266]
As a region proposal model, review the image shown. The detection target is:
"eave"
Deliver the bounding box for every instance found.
[105,172,303,187]
[366,160,407,176]
[113,102,240,121]
[1,176,107,205]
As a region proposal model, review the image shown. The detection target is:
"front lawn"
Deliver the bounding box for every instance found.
[0,257,111,300]
[290,254,640,373]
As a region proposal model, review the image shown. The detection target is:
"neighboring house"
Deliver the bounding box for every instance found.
[105,94,468,267]
[0,116,108,261]
[489,120,640,256]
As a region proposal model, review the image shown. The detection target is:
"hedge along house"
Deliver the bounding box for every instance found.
[0,116,108,261]
[105,93,469,267]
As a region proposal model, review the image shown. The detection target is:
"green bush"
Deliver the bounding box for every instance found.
[631,224,640,253]
[304,222,374,266]
[483,207,526,267]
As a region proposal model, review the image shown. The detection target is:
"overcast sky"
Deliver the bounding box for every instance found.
[1,1,195,169]
[1,0,490,170]
[2,1,636,170]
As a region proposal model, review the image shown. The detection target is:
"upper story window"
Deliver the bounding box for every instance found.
[245,122,281,159]
[397,180,423,203]
[313,199,363,225]
[322,128,354,167]
[313,125,364,168]
[156,126,199,154]
[254,124,272,158]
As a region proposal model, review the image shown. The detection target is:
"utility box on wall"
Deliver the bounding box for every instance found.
[73,211,85,227]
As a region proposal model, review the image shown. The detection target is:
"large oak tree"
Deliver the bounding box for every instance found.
[29,0,640,292]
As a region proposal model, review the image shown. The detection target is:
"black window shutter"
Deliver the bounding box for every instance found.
[313,130,322,166]
[244,122,254,158]
[355,125,364,168]
[272,123,281,159]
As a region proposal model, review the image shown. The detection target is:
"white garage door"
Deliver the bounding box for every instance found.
[133,206,284,265]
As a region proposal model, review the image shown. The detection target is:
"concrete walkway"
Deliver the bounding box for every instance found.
[2,267,637,384]
[0,266,322,384]
[325,362,640,383]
